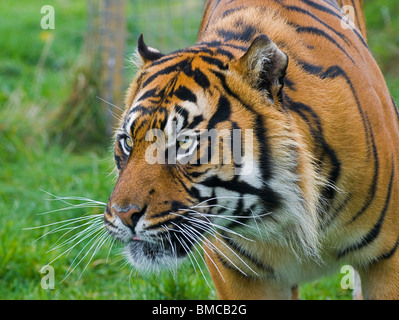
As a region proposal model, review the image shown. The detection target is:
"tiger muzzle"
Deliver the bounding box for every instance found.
[111,203,147,231]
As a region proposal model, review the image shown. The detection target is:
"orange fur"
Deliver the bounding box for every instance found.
[104,0,399,299]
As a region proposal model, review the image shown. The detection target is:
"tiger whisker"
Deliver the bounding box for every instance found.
[44,220,104,267]
[39,190,107,206]
[63,225,106,271]
[61,227,107,284]
[170,222,214,290]
[164,230,178,272]
[34,204,105,216]
[171,210,254,242]
[190,199,270,237]
[43,219,101,249]
[106,237,117,263]
[190,205,272,220]
[46,218,103,252]
[180,222,225,281]
[164,225,199,277]
[74,230,110,284]
[27,213,102,235]
[183,219,250,277]
[183,208,259,231]
[191,195,257,208]
[96,96,124,113]
[170,211,253,277]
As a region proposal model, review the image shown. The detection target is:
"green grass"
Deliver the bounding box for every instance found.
[1,0,398,300]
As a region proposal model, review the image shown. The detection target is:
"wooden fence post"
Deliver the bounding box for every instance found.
[99,0,126,136]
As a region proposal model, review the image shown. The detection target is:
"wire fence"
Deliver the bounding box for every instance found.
[128,0,206,53]
[85,0,206,135]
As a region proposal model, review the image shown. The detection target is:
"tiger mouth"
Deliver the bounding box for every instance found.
[104,207,214,272]
[123,233,193,272]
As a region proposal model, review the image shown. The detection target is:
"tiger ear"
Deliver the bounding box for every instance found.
[233,34,288,102]
[136,33,164,65]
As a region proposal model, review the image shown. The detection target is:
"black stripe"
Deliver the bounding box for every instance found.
[207,95,231,130]
[149,54,182,67]
[152,107,169,132]
[202,0,223,35]
[285,96,340,202]
[297,0,369,49]
[295,60,380,222]
[391,96,399,124]
[322,193,352,229]
[175,162,193,181]
[136,88,158,102]
[169,47,214,56]
[214,251,249,276]
[217,24,257,42]
[200,55,228,70]
[202,176,261,197]
[174,105,189,129]
[300,0,343,19]
[116,137,129,163]
[337,166,395,259]
[198,40,247,53]
[173,86,197,103]
[186,115,204,129]
[114,154,122,171]
[182,63,211,89]
[202,175,280,211]
[210,70,281,210]
[146,212,188,229]
[284,77,296,91]
[131,119,148,138]
[223,236,275,275]
[142,60,187,88]
[144,57,212,90]
[222,6,245,18]
[349,129,379,223]
[296,62,370,142]
[351,0,363,34]
[190,168,212,178]
[285,5,351,46]
[253,116,273,183]
[215,48,235,59]
[371,236,399,263]
[128,105,155,116]
[103,214,116,229]
[225,198,256,230]
[323,0,340,10]
[296,26,355,64]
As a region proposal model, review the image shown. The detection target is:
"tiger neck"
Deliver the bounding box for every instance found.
[197,3,290,56]
[196,3,325,257]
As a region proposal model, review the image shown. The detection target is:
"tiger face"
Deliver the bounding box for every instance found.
[103,34,293,273]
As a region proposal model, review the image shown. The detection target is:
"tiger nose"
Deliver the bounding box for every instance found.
[112,204,145,229]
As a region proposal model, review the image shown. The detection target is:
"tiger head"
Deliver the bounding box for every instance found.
[103,34,295,272]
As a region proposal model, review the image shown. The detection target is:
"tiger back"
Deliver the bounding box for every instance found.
[103,0,399,299]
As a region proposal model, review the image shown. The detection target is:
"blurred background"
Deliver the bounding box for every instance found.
[0,0,398,299]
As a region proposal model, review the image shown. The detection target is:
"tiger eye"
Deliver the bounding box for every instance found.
[178,138,193,150]
[126,137,133,148]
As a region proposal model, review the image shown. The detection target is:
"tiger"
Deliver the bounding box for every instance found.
[103,0,399,300]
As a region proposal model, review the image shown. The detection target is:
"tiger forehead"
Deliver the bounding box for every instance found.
[139,52,226,93]
[121,51,231,137]
[123,86,207,140]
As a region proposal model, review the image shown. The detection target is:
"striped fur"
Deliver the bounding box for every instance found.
[104,0,399,299]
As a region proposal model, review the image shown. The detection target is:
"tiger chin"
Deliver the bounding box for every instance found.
[103,0,399,300]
